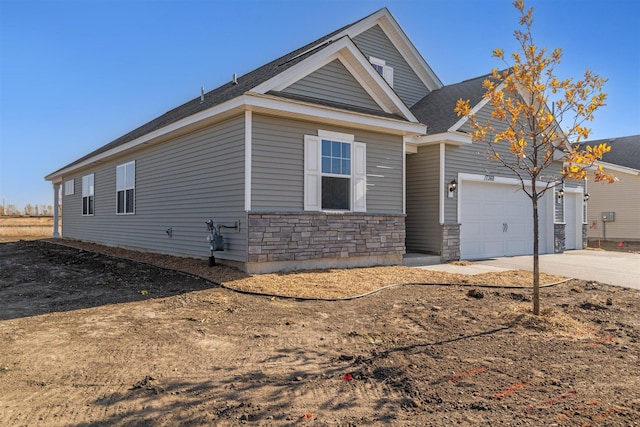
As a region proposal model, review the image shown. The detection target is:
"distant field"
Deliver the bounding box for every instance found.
[0,216,54,242]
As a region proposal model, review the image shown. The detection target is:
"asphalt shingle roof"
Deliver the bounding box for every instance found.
[410,73,491,135]
[578,135,640,171]
[50,10,384,176]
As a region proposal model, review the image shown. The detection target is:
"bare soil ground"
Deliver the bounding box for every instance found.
[1,240,639,426]
[587,239,640,254]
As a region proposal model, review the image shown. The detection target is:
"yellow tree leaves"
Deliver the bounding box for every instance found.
[454,0,613,185]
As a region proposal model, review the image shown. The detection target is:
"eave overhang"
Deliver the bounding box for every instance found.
[407,131,472,147]
[45,92,427,182]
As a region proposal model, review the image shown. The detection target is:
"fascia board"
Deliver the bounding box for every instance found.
[328,8,443,91]
[589,161,639,176]
[244,92,426,134]
[45,93,426,181]
[410,131,472,146]
[45,96,247,181]
[375,13,443,90]
[251,37,417,122]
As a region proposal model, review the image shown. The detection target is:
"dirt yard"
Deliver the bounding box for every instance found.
[1,240,638,426]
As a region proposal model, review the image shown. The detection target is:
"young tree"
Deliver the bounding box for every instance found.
[454,0,614,315]
[24,204,34,216]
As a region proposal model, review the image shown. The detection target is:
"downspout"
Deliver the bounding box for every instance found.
[402,140,406,214]
[439,142,445,224]
[244,110,252,212]
[52,182,61,238]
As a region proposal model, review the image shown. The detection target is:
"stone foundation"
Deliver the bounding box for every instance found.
[554,223,566,253]
[440,223,460,262]
[247,212,405,273]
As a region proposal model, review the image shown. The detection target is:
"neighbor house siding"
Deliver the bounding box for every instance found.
[406,144,441,253]
[61,115,247,261]
[586,167,640,241]
[353,24,429,107]
[281,59,382,111]
[251,114,403,214]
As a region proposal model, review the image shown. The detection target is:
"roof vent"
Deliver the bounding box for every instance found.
[232,73,238,85]
[200,86,205,103]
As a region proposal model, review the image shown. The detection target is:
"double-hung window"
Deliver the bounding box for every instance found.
[82,174,94,216]
[116,161,135,214]
[369,56,393,87]
[304,131,366,212]
[321,140,351,210]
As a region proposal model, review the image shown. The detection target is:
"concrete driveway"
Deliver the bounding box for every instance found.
[474,250,640,290]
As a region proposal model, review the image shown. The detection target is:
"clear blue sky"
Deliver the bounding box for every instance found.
[1,0,639,210]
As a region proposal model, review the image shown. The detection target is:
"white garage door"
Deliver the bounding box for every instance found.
[460,180,547,259]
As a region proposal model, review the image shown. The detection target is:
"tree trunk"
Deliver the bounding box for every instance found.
[532,187,540,315]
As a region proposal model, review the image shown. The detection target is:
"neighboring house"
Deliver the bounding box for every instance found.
[579,135,640,242]
[45,8,585,272]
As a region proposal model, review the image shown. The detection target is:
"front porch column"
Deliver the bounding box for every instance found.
[52,182,60,238]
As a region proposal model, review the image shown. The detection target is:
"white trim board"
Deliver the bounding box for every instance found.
[46,92,426,181]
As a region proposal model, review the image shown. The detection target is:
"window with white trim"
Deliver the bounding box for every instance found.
[116,161,135,214]
[369,56,394,87]
[304,131,366,212]
[64,180,74,196]
[82,174,94,216]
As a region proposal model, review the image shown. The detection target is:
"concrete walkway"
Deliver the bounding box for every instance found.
[419,250,639,290]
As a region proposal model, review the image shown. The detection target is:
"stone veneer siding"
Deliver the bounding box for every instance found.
[582,224,588,249]
[554,223,566,253]
[440,223,460,262]
[247,212,405,263]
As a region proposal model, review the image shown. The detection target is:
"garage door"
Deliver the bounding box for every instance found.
[460,180,547,259]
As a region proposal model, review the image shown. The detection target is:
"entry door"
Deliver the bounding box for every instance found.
[460,181,547,259]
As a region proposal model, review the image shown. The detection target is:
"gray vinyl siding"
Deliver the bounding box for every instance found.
[406,144,441,253]
[61,115,247,262]
[282,59,382,111]
[446,104,565,223]
[353,24,429,107]
[251,114,403,214]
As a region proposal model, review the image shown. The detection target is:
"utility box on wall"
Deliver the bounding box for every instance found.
[602,212,615,222]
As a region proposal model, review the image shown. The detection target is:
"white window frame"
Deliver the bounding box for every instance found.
[64,180,74,196]
[116,161,135,215]
[304,130,366,213]
[82,174,94,216]
[369,56,394,87]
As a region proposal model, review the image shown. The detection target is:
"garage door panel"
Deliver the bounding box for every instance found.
[460,180,548,259]
[482,240,506,258]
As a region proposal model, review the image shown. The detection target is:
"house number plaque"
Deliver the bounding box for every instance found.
[484,175,495,181]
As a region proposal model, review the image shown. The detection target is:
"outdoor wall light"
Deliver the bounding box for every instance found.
[583,193,590,202]
[557,189,565,201]
[447,179,457,198]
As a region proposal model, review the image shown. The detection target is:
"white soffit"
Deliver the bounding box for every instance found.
[45,93,427,181]
[410,131,471,146]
